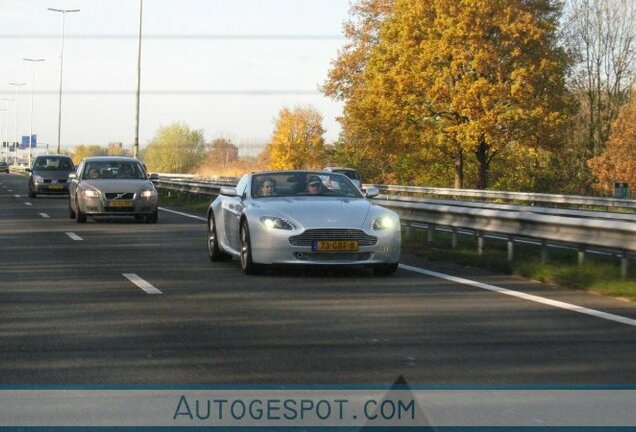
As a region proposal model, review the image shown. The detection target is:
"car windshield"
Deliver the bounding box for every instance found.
[82,161,146,180]
[334,169,360,181]
[251,172,363,199]
[32,157,74,171]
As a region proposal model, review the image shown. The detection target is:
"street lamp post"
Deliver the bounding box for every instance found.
[48,8,80,154]
[23,57,45,166]
[0,102,8,162]
[9,82,26,166]
[134,0,143,158]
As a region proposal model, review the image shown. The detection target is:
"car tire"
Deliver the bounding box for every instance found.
[240,219,262,275]
[146,211,158,224]
[28,184,36,198]
[68,199,76,219]
[372,262,399,276]
[75,199,87,223]
[208,213,231,262]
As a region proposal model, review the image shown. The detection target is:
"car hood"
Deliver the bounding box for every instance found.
[253,197,372,229]
[33,170,74,180]
[82,179,154,193]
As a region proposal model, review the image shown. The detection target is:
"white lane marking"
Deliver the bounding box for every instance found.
[39,213,50,218]
[159,206,206,221]
[24,202,32,206]
[400,264,636,328]
[7,189,13,192]
[14,194,20,198]
[123,273,162,294]
[65,232,83,241]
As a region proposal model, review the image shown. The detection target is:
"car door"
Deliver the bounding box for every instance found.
[221,175,249,251]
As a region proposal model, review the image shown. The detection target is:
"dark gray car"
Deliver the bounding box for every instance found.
[68,156,159,223]
[0,161,8,173]
[26,155,75,197]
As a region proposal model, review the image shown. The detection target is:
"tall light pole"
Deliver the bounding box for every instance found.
[48,8,80,154]
[23,57,45,166]
[9,82,26,165]
[134,0,143,158]
[0,101,8,162]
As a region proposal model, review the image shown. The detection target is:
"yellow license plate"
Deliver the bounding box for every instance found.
[314,240,359,252]
[109,200,133,207]
[49,184,64,189]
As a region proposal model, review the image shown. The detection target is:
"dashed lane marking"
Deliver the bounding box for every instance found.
[39,213,50,218]
[123,273,162,294]
[65,232,83,241]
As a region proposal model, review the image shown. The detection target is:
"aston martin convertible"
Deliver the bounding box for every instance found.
[206,170,401,275]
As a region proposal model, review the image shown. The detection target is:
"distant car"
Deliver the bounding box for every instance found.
[207,170,401,275]
[322,167,362,189]
[0,161,8,173]
[26,155,75,197]
[68,156,159,223]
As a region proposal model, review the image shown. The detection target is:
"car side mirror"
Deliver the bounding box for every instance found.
[25,168,32,173]
[365,187,380,198]
[68,173,77,180]
[149,173,159,180]
[220,186,237,197]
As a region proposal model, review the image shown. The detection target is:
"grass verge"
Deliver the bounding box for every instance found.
[158,189,212,214]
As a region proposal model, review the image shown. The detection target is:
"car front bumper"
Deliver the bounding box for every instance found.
[249,226,401,265]
[78,195,158,216]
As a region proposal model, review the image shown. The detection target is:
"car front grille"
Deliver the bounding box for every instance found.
[294,252,372,261]
[43,179,67,184]
[289,229,377,247]
[105,193,135,200]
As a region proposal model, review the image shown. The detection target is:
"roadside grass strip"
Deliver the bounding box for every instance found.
[400,263,636,328]
[65,232,83,241]
[123,273,162,294]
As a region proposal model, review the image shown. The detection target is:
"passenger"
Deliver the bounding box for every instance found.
[119,164,133,178]
[87,168,99,179]
[259,177,276,197]
[306,176,323,195]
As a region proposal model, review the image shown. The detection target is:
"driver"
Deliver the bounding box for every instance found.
[306,176,323,195]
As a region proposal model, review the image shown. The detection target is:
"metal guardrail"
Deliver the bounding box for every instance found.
[369,184,636,210]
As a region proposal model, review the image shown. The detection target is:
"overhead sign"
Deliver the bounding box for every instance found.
[20,135,37,149]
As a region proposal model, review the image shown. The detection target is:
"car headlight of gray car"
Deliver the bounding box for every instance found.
[139,189,157,198]
[33,175,44,183]
[260,216,297,230]
[80,189,99,198]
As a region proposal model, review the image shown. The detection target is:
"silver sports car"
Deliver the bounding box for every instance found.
[68,156,159,223]
[207,170,401,275]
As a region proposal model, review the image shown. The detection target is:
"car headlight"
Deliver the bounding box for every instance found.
[371,215,397,230]
[33,175,44,183]
[80,189,99,198]
[260,216,296,230]
[139,189,157,198]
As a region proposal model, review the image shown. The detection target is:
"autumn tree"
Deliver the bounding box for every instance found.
[325,0,572,189]
[588,100,636,195]
[564,0,636,158]
[141,122,205,173]
[205,138,239,167]
[266,106,327,170]
[71,145,107,164]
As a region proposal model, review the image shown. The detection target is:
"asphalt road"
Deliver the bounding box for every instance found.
[1,172,636,385]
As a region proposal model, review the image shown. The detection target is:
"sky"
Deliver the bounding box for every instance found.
[0,0,350,156]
